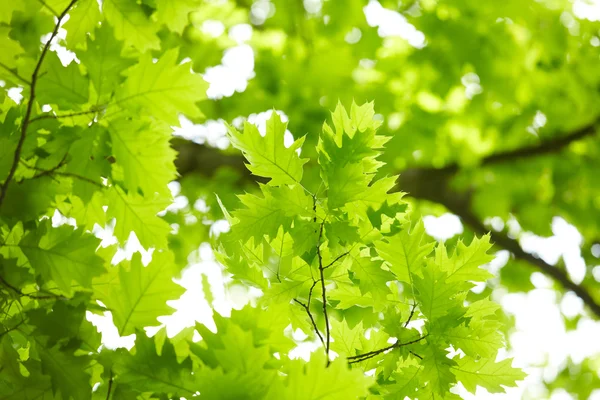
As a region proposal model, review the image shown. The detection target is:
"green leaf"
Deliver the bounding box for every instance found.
[0,28,24,83]
[40,346,92,400]
[65,124,110,202]
[155,0,200,34]
[452,356,526,394]
[413,256,460,322]
[227,112,308,186]
[420,345,457,397]
[19,222,105,295]
[330,318,364,358]
[112,332,197,396]
[117,49,207,124]
[350,254,393,306]
[375,220,435,285]
[444,235,495,284]
[103,0,160,51]
[229,184,312,243]
[77,24,135,100]
[36,52,89,109]
[273,353,374,400]
[107,117,177,198]
[93,251,184,335]
[63,0,101,48]
[107,185,171,249]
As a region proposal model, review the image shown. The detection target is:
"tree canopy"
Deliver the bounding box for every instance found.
[0,0,599,399]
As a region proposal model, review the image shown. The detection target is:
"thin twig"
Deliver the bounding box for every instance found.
[105,370,113,400]
[293,282,325,348]
[30,107,102,123]
[323,251,350,270]
[0,0,79,210]
[347,334,428,365]
[0,275,61,300]
[316,222,331,365]
[22,161,104,188]
[293,262,325,349]
[410,351,423,360]
[30,153,68,179]
[0,319,27,338]
[403,303,417,328]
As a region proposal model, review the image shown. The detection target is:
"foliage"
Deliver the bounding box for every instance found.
[217,102,524,398]
[0,0,598,399]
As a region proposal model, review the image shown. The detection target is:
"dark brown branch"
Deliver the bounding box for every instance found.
[347,334,428,364]
[451,206,600,318]
[426,119,599,175]
[0,0,78,209]
[173,120,600,318]
[482,121,598,166]
[398,165,600,318]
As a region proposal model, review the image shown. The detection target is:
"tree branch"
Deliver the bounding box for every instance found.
[0,0,79,210]
[398,167,600,318]
[451,206,600,318]
[173,120,600,318]
[425,119,599,176]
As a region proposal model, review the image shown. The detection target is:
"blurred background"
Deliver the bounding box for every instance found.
[73,0,600,398]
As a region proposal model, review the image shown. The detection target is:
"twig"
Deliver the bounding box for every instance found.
[0,275,63,300]
[293,281,326,349]
[30,153,68,179]
[316,222,331,365]
[30,107,103,123]
[323,251,350,270]
[404,303,417,328]
[347,334,428,365]
[397,120,600,319]
[105,370,113,400]
[410,351,423,360]
[0,319,27,338]
[22,160,104,188]
[0,0,79,210]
